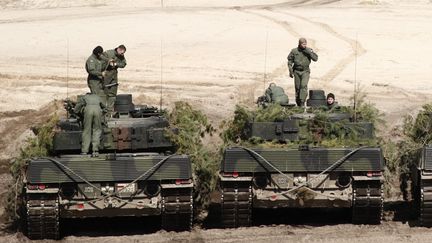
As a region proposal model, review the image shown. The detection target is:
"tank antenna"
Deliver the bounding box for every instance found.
[353,33,358,122]
[66,37,70,118]
[263,29,269,91]
[160,37,163,111]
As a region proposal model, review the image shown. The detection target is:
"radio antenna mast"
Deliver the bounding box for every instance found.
[263,29,269,91]
[160,37,163,111]
[66,37,70,117]
[353,33,358,122]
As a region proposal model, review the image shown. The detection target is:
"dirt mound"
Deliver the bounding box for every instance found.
[0,100,62,164]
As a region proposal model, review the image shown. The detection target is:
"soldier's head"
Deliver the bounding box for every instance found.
[116,45,126,56]
[298,38,307,49]
[92,46,103,59]
[327,93,335,105]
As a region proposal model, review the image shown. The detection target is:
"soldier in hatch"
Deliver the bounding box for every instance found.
[102,45,127,116]
[265,83,289,106]
[287,38,318,107]
[326,93,339,111]
[85,46,106,98]
[74,93,106,157]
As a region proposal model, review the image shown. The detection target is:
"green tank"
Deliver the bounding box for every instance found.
[218,90,384,227]
[23,94,193,239]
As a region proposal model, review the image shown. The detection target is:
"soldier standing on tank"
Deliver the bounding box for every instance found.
[287,38,318,107]
[74,93,106,157]
[86,46,106,98]
[102,45,127,116]
[265,83,289,106]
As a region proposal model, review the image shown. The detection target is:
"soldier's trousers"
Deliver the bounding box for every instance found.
[81,106,102,153]
[293,70,310,106]
[104,72,118,115]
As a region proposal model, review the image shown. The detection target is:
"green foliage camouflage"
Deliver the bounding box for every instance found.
[350,89,384,126]
[4,115,58,224]
[220,97,382,148]
[385,104,432,199]
[167,101,219,208]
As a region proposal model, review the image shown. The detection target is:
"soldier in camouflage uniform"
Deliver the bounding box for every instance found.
[102,45,127,115]
[74,93,106,157]
[326,93,339,111]
[85,46,106,98]
[287,38,318,107]
[265,83,289,106]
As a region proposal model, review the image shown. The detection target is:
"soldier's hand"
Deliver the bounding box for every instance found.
[289,72,294,78]
[304,48,313,55]
[102,71,106,77]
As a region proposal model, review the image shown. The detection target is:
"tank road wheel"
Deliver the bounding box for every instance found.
[220,181,252,228]
[352,181,383,224]
[420,179,432,226]
[161,188,193,231]
[25,193,60,240]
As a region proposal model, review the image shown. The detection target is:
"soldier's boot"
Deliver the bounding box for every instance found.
[92,151,99,157]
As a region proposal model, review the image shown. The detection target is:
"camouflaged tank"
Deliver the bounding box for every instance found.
[218,90,384,228]
[23,94,193,240]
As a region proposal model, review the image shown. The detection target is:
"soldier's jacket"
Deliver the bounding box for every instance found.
[85,54,104,81]
[326,102,339,111]
[287,47,318,73]
[74,93,106,114]
[102,48,127,75]
[265,85,289,105]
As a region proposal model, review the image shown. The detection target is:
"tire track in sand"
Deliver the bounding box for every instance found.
[244,8,361,87]
[277,10,366,84]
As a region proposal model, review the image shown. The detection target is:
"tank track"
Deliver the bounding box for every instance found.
[352,180,383,224]
[161,187,193,231]
[26,193,60,240]
[220,181,252,228]
[420,178,432,226]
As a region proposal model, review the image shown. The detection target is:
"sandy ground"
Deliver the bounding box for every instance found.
[1,0,432,241]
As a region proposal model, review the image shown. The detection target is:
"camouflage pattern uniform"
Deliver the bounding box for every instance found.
[287,47,318,106]
[265,83,289,105]
[74,93,106,154]
[102,48,127,114]
[85,54,105,98]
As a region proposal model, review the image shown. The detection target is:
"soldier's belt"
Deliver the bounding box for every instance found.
[294,66,305,71]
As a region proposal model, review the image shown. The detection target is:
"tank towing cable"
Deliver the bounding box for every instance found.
[237,146,368,201]
[40,155,175,207]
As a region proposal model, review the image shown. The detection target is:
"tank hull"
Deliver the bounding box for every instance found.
[218,147,384,227]
[24,153,193,239]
